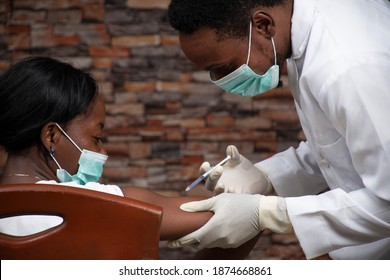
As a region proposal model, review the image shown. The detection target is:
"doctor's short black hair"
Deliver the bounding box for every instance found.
[168,0,286,40]
[0,56,98,153]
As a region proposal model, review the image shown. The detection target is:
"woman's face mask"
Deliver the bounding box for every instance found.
[50,123,108,185]
[210,22,279,97]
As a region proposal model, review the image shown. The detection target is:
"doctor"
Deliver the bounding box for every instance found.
[167,0,390,259]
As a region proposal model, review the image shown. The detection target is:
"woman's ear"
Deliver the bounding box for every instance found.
[41,122,61,152]
[251,11,276,39]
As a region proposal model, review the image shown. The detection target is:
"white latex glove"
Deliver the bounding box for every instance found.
[167,193,292,249]
[201,145,273,194]
[167,193,292,250]
[168,193,262,249]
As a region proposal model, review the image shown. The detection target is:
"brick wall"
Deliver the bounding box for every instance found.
[0,0,306,259]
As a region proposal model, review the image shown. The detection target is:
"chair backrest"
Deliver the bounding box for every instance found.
[0,184,162,260]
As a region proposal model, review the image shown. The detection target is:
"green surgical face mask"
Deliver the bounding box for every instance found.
[210,23,279,97]
[50,123,108,185]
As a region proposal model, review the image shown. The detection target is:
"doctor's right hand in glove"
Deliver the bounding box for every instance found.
[167,193,292,249]
[201,145,273,194]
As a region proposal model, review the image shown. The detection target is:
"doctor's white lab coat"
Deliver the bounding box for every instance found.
[257,0,390,259]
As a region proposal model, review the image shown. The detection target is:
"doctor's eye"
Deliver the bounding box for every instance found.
[212,64,237,79]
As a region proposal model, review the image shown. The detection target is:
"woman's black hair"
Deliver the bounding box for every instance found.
[168,0,286,40]
[0,56,98,153]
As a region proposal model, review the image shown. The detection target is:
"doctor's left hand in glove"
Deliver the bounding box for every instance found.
[167,193,292,249]
[201,145,272,195]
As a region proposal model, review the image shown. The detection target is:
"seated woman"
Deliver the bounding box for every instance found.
[0,56,259,259]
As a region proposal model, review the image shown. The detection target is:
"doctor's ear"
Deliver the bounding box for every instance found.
[41,122,62,151]
[251,11,276,39]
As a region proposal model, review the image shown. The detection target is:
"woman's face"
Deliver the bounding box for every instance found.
[54,96,107,175]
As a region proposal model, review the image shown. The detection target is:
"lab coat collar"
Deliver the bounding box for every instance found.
[290,0,319,59]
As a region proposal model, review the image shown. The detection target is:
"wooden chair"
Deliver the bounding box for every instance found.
[0,184,163,260]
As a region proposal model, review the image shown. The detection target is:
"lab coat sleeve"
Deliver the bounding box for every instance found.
[287,188,390,259]
[255,141,329,197]
[286,58,390,259]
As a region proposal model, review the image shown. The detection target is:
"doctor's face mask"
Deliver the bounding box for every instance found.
[49,123,108,185]
[210,22,279,97]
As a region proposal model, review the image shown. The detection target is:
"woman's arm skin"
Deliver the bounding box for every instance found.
[121,186,213,240]
[121,186,261,259]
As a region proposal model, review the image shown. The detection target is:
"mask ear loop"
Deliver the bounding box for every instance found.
[247,21,277,66]
[246,22,252,65]
[55,123,83,153]
[271,37,277,65]
[49,146,63,169]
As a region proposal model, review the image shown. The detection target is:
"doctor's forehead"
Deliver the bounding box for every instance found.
[179,28,245,70]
